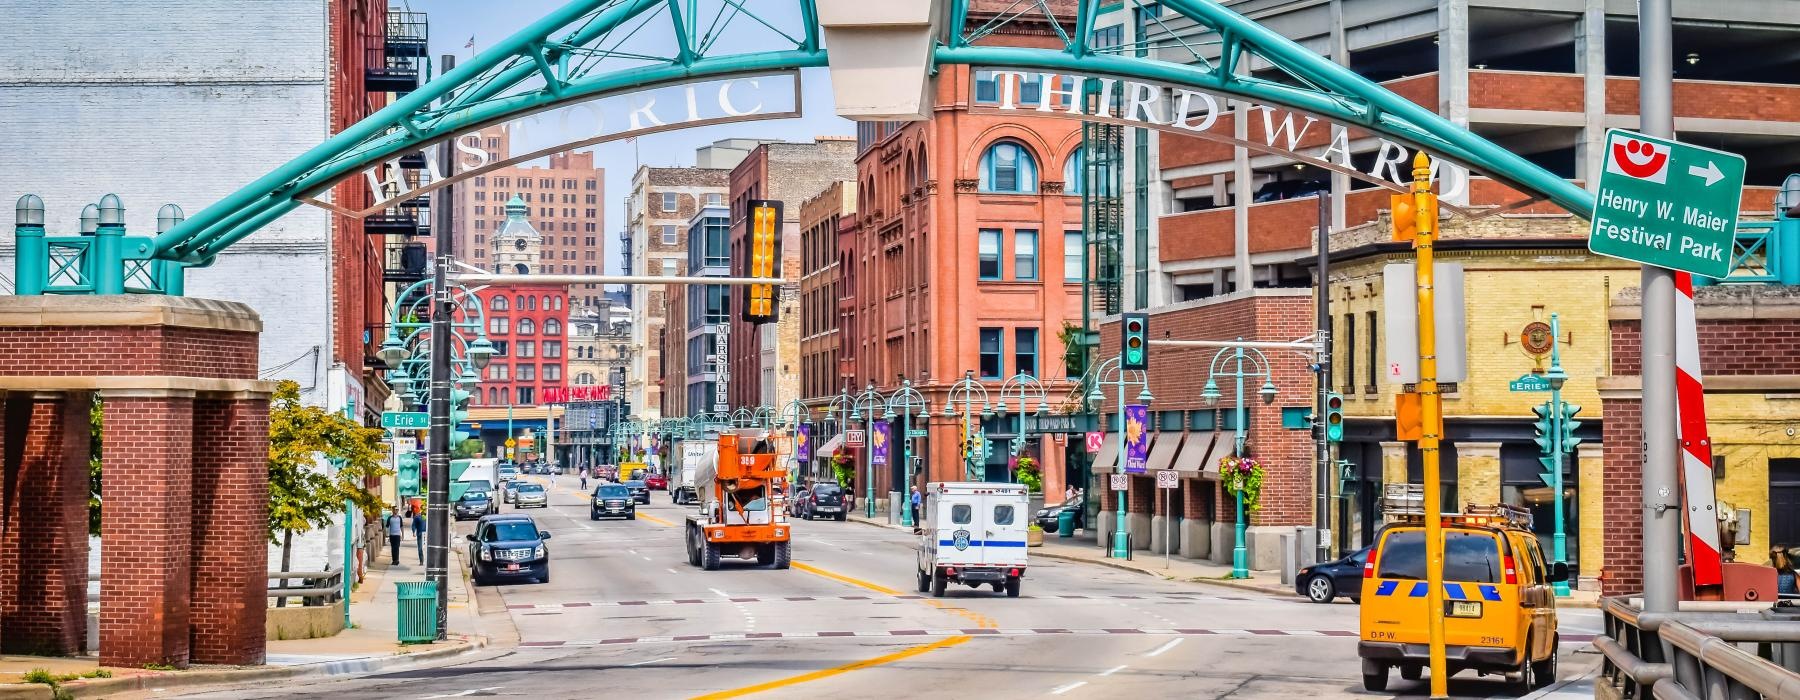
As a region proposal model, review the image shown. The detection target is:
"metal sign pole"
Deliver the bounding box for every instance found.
[1637,0,1681,617]
[424,54,457,644]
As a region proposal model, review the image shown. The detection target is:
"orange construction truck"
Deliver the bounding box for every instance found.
[684,429,792,570]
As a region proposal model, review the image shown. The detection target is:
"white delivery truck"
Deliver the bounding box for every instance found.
[673,440,711,505]
[915,482,1030,597]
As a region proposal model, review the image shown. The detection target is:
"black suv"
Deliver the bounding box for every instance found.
[591,484,636,520]
[466,514,551,585]
[802,483,847,521]
[623,480,651,504]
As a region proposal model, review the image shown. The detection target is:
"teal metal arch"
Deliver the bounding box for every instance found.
[22,0,1600,292]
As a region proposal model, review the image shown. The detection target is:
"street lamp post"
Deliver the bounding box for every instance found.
[827,385,855,493]
[1083,357,1151,560]
[1544,313,1571,597]
[885,377,929,526]
[1201,339,1280,579]
[998,372,1050,484]
[853,384,886,519]
[944,371,994,483]
[778,399,812,485]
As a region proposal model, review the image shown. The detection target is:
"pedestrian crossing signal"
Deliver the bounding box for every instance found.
[742,199,782,324]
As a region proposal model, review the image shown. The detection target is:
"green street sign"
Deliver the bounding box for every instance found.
[1588,129,1745,278]
[1509,374,1553,392]
[381,411,429,429]
[906,429,928,438]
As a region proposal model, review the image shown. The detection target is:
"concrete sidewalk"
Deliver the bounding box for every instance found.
[0,541,489,699]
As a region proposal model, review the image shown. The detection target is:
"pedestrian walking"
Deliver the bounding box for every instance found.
[909,486,923,534]
[1064,484,1076,503]
[384,508,405,565]
[1772,545,1797,596]
[411,506,427,565]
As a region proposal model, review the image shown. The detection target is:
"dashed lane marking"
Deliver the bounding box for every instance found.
[502,593,1256,610]
[1146,638,1183,657]
[627,657,677,667]
[517,627,1393,647]
[1049,681,1087,695]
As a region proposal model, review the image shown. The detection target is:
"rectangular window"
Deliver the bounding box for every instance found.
[1342,313,1356,394]
[1014,327,1038,376]
[517,364,535,381]
[543,341,562,358]
[517,387,534,405]
[661,225,678,245]
[475,220,486,230]
[474,191,486,202]
[489,317,509,335]
[707,193,723,206]
[978,229,1002,280]
[979,328,1003,379]
[662,258,678,276]
[585,179,597,191]
[517,340,534,358]
[544,364,562,381]
[586,208,597,218]
[1366,310,1379,392]
[974,71,998,103]
[1014,229,1038,280]
[1019,73,1043,105]
[488,364,509,380]
[1064,230,1084,282]
[661,192,677,211]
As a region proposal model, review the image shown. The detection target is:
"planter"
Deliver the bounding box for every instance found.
[1027,528,1044,547]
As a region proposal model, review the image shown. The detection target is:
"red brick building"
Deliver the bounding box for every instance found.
[329,0,395,415]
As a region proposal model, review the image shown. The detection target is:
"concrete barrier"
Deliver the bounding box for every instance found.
[266,601,346,641]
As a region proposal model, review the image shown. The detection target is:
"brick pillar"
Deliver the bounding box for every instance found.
[1,392,91,656]
[100,392,194,668]
[1454,442,1503,508]
[189,396,268,665]
[1600,397,1643,596]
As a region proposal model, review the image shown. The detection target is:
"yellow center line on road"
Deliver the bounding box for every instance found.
[636,512,676,527]
[688,634,972,700]
[790,562,901,596]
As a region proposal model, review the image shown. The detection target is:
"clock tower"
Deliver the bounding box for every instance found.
[491,195,541,274]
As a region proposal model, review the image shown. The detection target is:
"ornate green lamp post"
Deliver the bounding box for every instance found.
[852,384,887,518]
[944,371,994,482]
[885,378,930,526]
[777,399,813,485]
[1083,357,1152,560]
[997,372,1050,486]
[1200,339,1279,579]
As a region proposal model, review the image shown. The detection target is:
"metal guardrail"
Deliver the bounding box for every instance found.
[86,570,344,607]
[1598,595,1800,699]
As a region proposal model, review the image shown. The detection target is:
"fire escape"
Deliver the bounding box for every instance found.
[367,8,433,284]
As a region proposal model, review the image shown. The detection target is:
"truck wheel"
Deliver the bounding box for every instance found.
[1361,661,1389,692]
[1005,578,1021,597]
[702,541,721,570]
[1530,637,1559,688]
[773,541,791,570]
[917,569,930,592]
[756,544,774,566]
[686,528,701,567]
[930,569,947,597]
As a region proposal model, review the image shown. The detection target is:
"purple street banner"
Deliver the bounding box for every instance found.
[1123,404,1149,474]
[795,424,812,463]
[871,420,890,465]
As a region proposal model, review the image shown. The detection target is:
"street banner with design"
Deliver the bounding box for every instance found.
[1124,404,1149,474]
[871,420,890,465]
[795,424,812,463]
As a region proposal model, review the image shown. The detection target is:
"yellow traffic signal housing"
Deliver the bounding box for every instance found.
[1390,191,1439,245]
[742,199,782,324]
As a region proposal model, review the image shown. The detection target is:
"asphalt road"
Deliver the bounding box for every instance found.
[174,477,1604,699]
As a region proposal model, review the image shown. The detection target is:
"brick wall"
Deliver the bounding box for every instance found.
[189,397,269,665]
[1600,398,1642,596]
[0,327,258,378]
[100,394,195,667]
[0,394,91,656]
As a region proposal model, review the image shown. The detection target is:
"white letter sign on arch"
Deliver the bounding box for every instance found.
[974,69,1478,206]
[300,72,803,219]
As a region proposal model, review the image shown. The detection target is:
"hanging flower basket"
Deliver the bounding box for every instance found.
[831,451,855,487]
[1219,455,1265,512]
[1014,455,1041,493]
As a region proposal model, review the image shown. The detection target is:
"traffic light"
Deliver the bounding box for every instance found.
[1389,191,1439,244]
[1532,402,1556,486]
[1324,392,1345,442]
[451,388,472,443]
[1561,403,1583,453]
[741,199,782,324]
[1120,312,1148,370]
[396,451,422,496]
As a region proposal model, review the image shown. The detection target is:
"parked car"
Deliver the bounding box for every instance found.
[644,472,668,490]
[801,483,847,521]
[1252,178,1328,203]
[787,487,810,517]
[1296,545,1371,604]
[1033,498,1086,532]
[466,513,551,585]
[511,482,548,509]
[623,480,651,504]
[590,484,635,520]
[454,489,498,521]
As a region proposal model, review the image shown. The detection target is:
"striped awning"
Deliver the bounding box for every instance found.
[1090,434,1121,473]
[1174,431,1223,479]
[1146,432,1182,473]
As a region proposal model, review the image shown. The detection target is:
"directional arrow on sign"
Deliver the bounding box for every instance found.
[1688,161,1724,187]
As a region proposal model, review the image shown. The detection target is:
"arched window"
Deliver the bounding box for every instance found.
[544,319,562,336]
[905,153,916,190]
[916,148,928,187]
[515,294,526,308]
[526,296,536,311]
[552,296,562,311]
[487,387,498,404]
[517,318,536,335]
[490,295,508,311]
[577,372,595,385]
[514,263,530,274]
[979,141,1037,193]
[1065,147,1085,195]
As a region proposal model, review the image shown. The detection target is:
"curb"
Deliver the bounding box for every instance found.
[7,638,492,699]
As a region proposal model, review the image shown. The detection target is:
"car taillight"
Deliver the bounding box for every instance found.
[1008,568,1020,577]
[1363,548,1378,578]
[1503,555,1519,585]
[945,567,956,577]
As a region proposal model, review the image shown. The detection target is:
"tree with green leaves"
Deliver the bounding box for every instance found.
[452,437,485,458]
[267,380,391,593]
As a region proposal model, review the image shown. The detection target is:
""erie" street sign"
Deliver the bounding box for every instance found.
[1588,129,1745,278]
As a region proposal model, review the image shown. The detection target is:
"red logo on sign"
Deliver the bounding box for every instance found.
[1610,137,1670,182]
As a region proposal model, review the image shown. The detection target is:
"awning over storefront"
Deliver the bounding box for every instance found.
[1091,434,1121,473]
[1146,432,1181,473]
[1174,431,1222,479]
[818,433,845,457]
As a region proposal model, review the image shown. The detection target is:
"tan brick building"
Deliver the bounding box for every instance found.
[623,165,730,419]
[451,125,607,310]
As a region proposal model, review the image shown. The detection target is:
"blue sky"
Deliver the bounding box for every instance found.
[404,0,853,272]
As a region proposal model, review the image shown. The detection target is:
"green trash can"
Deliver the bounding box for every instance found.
[395,581,439,644]
[1057,510,1076,538]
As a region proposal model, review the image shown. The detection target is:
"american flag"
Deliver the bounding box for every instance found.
[464,35,476,49]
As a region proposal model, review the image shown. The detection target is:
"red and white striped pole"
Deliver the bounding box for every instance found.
[1675,271,1723,588]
